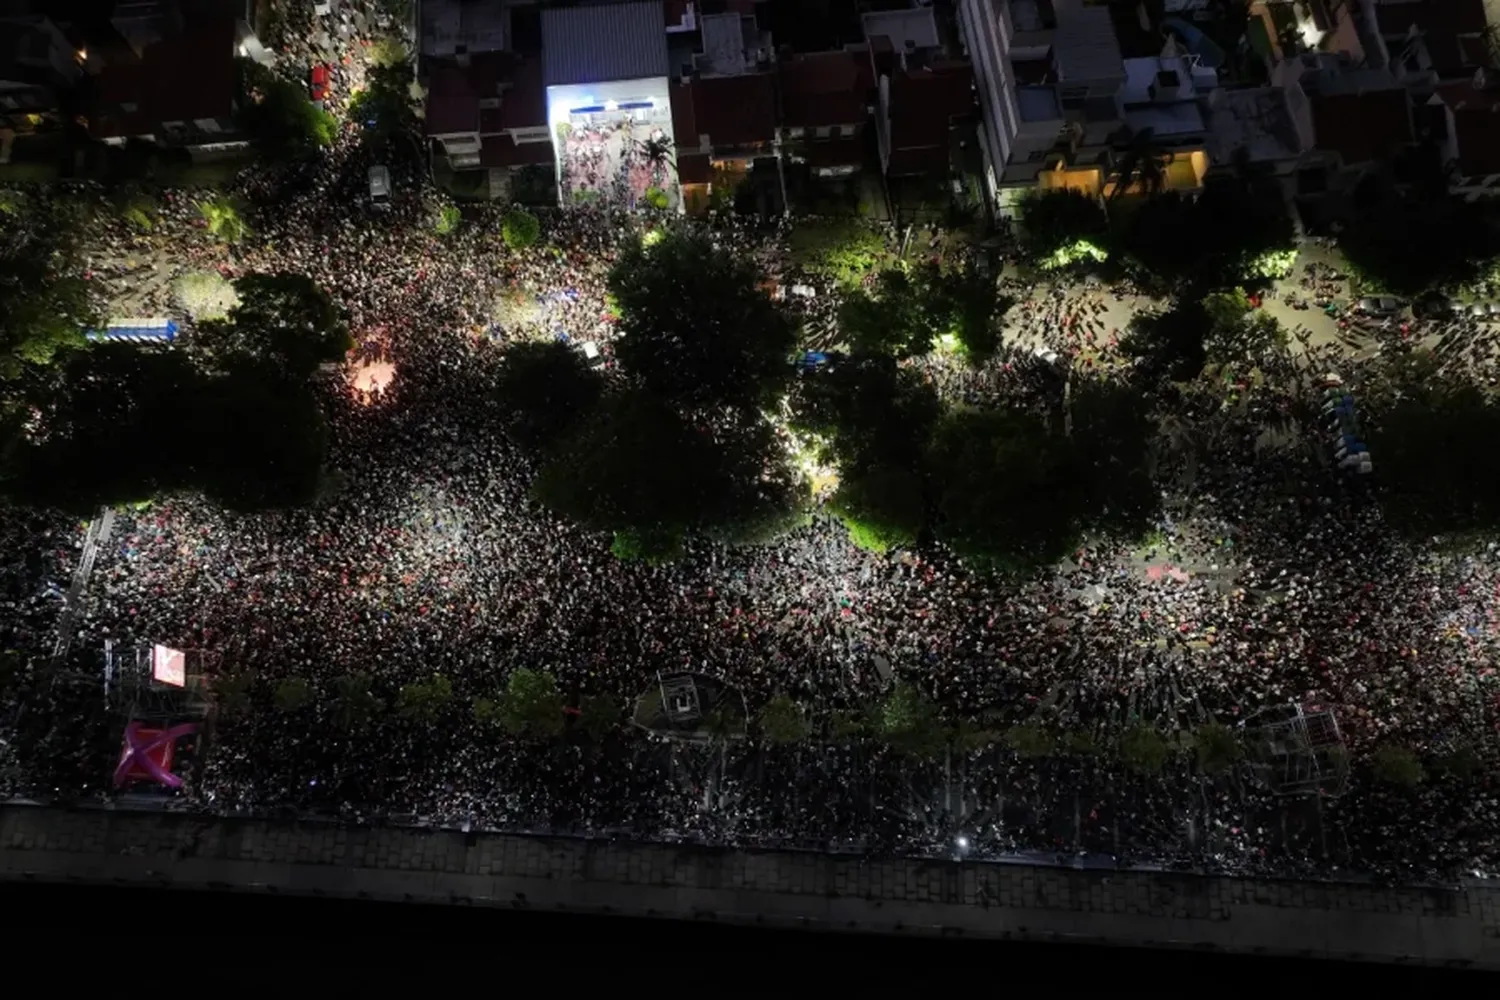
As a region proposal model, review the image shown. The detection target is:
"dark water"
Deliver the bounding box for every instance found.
[0,881,1489,984]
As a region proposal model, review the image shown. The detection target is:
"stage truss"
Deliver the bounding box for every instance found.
[1243,702,1349,798]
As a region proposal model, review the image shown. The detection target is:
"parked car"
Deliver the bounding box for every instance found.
[1411,294,1455,320]
[309,64,331,107]
[1356,296,1403,317]
[368,165,391,207]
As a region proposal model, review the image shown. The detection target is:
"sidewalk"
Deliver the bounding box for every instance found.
[3,805,1495,967]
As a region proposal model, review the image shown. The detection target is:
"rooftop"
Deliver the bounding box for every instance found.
[1309,87,1414,165]
[861,7,939,51]
[541,0,670,87]
[1119,55,1217,105]
[778,50,868,128]
[1374,0,1490,76]
[1205,86,1303,164]
[1433,77,1500,177]
[690,71,777,146]
[1017,85,1062,122]
[1052,0,1125,82]
[93,6,235,138]
[887,60,975,153]
[420,0,509,58]
[1123,101,1204,137]
[425,52,547,137]
[696,11,760,76]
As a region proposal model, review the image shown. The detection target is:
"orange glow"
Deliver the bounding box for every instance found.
[348,359,396,401]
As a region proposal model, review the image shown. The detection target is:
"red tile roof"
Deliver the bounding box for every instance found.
[778,51,867,128]
[691,72,777,147]
[884,61,974,173]
[1436,79,1500,177]
[799,135,865,169]
[1309,88,1414,165]
[479,135,556,168]
[1375,0,1489,76]
[427,53,547,137]
[93,11,236,138]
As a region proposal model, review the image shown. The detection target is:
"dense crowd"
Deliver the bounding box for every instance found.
[2,7,1498,883]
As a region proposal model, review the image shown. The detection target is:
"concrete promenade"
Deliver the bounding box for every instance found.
[1,804,1496,966]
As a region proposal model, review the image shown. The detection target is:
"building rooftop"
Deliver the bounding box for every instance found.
[425,52,547,137]
[1205,86,1303,164]
[778,50,868,128]
[1434,77,1500,177]
[420,0,509,58]
[1374,0,1490,76]
[1017,85,1062,122]
[886,60,975,172]
[1119,55,1217,105]
[861,7,939,52]
[1123,101,1204,137]
[690,71,776,146]
[1309,87,1414,165]
[541,0,669,87]
[93,7,235,138]
[1052,0,1125,82]
[696,11,759,76]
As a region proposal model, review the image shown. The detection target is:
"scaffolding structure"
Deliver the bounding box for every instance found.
[658,672,702,726]
[1243,702,1349,798]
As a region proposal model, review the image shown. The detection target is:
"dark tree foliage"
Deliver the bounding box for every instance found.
[928,407,1082,572]
[1017,188,1111,263]
[348,59,415,142]
[0,195,97,381]
[3,349,328,513]
[494,340,603,451]
[238,59,337,158]
[790,355,940,473]
[1068,379,1160,539]
[838,263,956,359]
[1340,193,1500,296]
[1118,178,1294,294]
[829,462,925,554]
[608,232,797,409]
[1367,354,1500,538]
[1122,299,1210,381]
[202,273,353,376]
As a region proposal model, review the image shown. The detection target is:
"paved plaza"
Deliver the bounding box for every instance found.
[1,805,1495,966]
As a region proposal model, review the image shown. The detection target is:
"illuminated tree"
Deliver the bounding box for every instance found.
[1017,188,1111,269]
[871,682,947,757]
[498,668,565,738]
[788,218,887,286]
[502,207,541,249]
[829,463,924,554]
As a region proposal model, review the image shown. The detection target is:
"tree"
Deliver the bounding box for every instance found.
[1200,290,1287,364]
[502,208,541,249]
[209,273,352,376]
[0,195,96,380]
[576,694,620,741]
[1193,722,1241,775]
[871,682,947,757]
[1068,379,1161,540]
[829,463,924,553]
[331,673,382,731]
[498,667,565,738]
[1017,188,1111,269]
[434,204,461,235]
[837,265,954,359]
[1117,179,1295,295]
[395,674,454,721]
[1118,724,1170,774]
[928,406,1082,573]
[349,56,416,143]
[1371,745,1426,788]
[1122,300,1209,380]
[273,677,313,712]
[610,524,685,564]
[790,355,940,473]
[240,67,337,158]
[788,219,887,286]
[1340,192,1500,296]
[1108,126,1173,201]
[198,195,250,244]
[758,693,812,744]
[608,231,797,409]
[1367,356,1500,538]
[493,340,603,452]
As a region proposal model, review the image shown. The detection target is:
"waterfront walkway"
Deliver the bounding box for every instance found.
[1,805,1495,966]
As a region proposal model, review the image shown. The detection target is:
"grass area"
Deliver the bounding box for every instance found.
[0,161,59,183]
[153,160,247,188]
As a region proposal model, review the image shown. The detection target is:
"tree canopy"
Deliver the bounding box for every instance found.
[0,195,96,381]
[1017,188,1111,269]
[787,219,887,286]
[201,272,352,376]
[494,340,603,451]
[238,60,338,158]
[1339,192,1500,296]
[608,231,797,409]
[1117,178,1295,294]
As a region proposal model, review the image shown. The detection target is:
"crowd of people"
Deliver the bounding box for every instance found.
[2,7,1497,885]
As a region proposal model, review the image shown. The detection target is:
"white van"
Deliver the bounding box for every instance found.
[368,165,391,207]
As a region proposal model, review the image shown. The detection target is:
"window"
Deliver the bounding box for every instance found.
[816,125,833,138]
